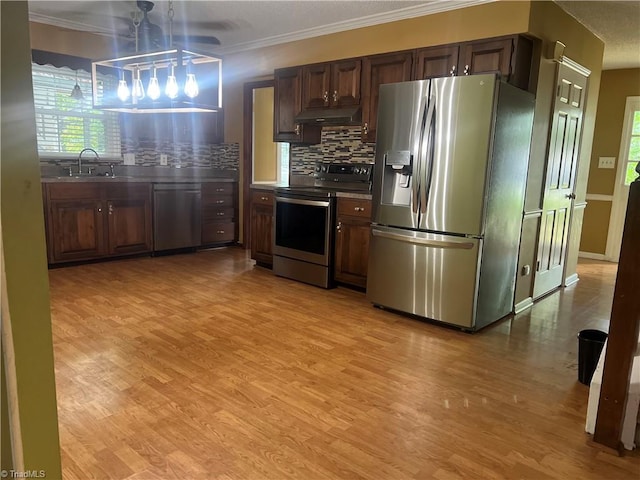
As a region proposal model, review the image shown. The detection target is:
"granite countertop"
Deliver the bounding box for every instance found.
[250,183,287,190]
[42,176,237,184]
[336,191,372,200]
[41,166,238,184]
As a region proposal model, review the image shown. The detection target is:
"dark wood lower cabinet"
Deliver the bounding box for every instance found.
[250,190,274,267]
[201,182,238,246]
[48,198,106,262]
[334,197,372,288]
[44,182,152,264]
[107,194,153,256]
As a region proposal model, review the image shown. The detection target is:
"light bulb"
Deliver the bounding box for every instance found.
[147,66,161,100]
[132,68,145,100]
[165,64,179,99]
[117,79,130,102]
[184,73,199,98]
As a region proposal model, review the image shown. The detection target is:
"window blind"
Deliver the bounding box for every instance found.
[31,64,121,159]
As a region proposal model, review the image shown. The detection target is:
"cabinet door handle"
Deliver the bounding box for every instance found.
[354,206,365,212]
[108,203,114,215]
[363,123,368,135]
[332,90,338,103]
[216,188,225,192]
[261,196,268,201]
[464,64,470,75]
[450,65,457,76]
[216,212,225,216]
[294,124,300,136]
[216,200,225,204]
[97,204,102,213]
[216,230,225,234]
[336,221,342,232]
[323,91,329,105]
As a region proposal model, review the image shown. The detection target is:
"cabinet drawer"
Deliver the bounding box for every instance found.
[47,183,101,200]
[202,195,233,207]
[202,182,236,196]
[337,198,372,219]
[251,190,274,206]
[202,222,236,243]
[202,206,234,222]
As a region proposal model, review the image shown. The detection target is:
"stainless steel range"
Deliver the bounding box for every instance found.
[274,162,373,288]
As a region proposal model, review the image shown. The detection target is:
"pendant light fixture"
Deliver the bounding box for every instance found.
[91,0,222,113]
[116,70,130,101]
[70,70,84,100]
[147,64,161,100]
[165,62,179,99]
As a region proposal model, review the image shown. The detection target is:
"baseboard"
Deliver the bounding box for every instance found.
[514,297,533,314]
[564,273,579,287]
[579,251,606,260]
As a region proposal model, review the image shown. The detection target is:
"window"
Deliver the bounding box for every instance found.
[277,142,290,185]
[624,109,640,185]
[31,64,121,158]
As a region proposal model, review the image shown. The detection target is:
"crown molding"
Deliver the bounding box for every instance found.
[217,0,493,55]
[29,12,114,36]
[30,1,494,55]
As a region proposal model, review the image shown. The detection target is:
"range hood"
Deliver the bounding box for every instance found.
[293,106,361,126]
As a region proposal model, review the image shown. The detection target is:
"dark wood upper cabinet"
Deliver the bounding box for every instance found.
[361,51,413,143]
[302,59,361,109]
[331,59,361,108]
[302,63,331,109]
[274,66,321,144]
[459,37,514,77]
[413,35,534,91]
[458,35,534,91]
[414,45,460,79]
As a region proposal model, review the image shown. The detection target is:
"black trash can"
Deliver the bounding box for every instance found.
[578,329,608,385]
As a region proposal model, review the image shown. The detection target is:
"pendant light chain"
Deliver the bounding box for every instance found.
[168,1,174,48]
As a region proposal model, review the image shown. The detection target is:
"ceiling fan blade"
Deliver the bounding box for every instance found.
[182,20,239,31]
[171,34,221,46]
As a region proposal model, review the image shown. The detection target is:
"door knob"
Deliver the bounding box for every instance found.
[565,193,576,200]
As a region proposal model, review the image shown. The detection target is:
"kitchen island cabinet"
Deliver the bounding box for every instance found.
[334,197,372,288]
[44,182,152,264]
[250,189,274,267]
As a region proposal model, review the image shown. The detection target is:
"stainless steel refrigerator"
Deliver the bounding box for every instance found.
[366,74,535,331]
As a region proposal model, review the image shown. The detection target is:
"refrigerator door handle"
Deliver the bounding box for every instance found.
[419,99,436,215]
[371,228,475,250]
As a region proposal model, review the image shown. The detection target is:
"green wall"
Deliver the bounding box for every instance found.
[1,2,62,476]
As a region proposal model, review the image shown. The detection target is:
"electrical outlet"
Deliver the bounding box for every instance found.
[123,153,135,165]
[160,154,168,166]
[598,157,615,169]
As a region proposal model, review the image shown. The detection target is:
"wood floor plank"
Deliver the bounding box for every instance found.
[48,248,640,479]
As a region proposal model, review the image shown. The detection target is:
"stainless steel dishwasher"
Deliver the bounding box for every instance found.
[153,183,202,251]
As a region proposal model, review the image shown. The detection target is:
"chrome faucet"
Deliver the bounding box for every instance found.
[77,148,100,175]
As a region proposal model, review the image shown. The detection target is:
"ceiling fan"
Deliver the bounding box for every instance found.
[116,0,228,52]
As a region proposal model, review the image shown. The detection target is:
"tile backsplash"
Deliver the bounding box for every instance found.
[40,141,239,170]
[290,127,374,176]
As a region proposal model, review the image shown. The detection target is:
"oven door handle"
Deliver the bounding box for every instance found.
[275,197,331,208]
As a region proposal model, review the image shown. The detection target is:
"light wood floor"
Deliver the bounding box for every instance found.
[48,248,640,479]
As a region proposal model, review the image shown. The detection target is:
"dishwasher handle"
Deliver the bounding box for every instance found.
[153,183,201,192]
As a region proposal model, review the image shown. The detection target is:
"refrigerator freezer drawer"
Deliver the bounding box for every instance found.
[366,226,481,328]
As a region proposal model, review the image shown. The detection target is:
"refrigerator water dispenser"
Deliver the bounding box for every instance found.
[382,150,412,205]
